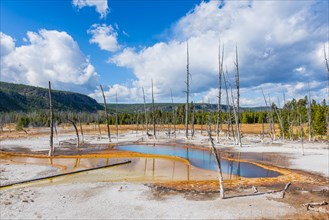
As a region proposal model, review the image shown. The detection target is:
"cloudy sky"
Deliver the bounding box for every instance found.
[0,0,328,106]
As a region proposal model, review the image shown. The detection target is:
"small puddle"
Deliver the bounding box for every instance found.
[115,145,280,178]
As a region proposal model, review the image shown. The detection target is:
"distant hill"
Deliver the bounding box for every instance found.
[106,103,267,114]
[0,81,103,112]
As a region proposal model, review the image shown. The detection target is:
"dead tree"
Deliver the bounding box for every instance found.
[227,72,237,144]
[261,117,265,143]
[201,98,205,135]
[299,112,304,155]
[223,69,231,139]
[170,89,176,138]
[78,113,84,143]
[185,41,190,139]
[307,85,312,142]
[216,42,224,143]
[136,110,139,136]
[261,89,274,142]
[324,45,329,132]
[151,80,156,138]
[97,116,102,140]
[48,81,54,156]
[274,97,284,141]
[234,45,242,147]
[67,118,79,148]
[191,101,195,137]
[100,85,111,142]
[115,93,119,140]
[207,115,225,199]
[142,87,149,135]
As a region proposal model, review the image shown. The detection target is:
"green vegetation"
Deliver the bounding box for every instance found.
[0,81,103,112]
[0,81,327,139]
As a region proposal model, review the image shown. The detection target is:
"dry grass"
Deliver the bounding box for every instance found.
[1,122,327,141]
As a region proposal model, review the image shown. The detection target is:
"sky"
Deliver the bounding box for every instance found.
[0,0,328,107]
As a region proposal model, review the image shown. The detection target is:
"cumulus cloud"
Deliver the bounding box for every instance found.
[0,30,99,93]
[72,0,108,18]
[0,33,15,56]
[88,24,120,52]
[89,84,141,103]
[109,0,328,105]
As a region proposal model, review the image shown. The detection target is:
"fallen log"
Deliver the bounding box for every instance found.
[304,201,328,212]
[281,182,291,198]
[0,160,131,188]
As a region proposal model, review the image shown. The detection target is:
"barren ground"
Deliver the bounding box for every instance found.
[0,124,328,219]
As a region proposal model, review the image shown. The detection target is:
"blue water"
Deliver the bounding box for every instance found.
[115,145,280,178]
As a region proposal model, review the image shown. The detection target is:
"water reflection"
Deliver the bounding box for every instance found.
[0,145,280,184]
[115,145,280,178]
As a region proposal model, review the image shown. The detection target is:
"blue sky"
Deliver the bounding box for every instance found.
[0,0,328,106]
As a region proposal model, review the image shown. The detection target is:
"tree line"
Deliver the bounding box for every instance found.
[1,97,327,138]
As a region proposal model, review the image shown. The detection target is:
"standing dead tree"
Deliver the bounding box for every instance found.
[185,41,190,139]
[142,87,149,136]
[191,101,195,138]
[170,89,176,138]
[151,80,156,138]
[307,85,312,142]
[100,85,111,142]
[207,115,225,199]
[216,42,224,143]
[297,106,304,155]
[223,69,232,139]
[115,93,119,140]
[48,81,54,156]
[261,89,274,142]
[227,72,237,143]
[324,45,329,132]
[274,97,284,141]
[78,113,84,143]
[67,118,80,148]
[234,45,242,147]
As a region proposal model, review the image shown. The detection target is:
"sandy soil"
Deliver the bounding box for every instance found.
[1,182,294,220]
[0,127,328,219]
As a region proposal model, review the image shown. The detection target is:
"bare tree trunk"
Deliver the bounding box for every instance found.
[299,113,304,155]
[170,89,176,139]
[100,85,111,142]
[307,85,312,142]
[48,81,54,156]
[234,45,242,147]
[115,93,119,141]
[136,110,139,136]
[151,80,156,138]
[274,97,284,141]
[185,41,190,139]
[261,117,265,143]
[142,87,149,136]
[98,118,102,140]
[261,89,273,142]
[324,45,329,134]
[216,42,224,143]
[223,69,231,139]
[207,115,224,199]
[78,113,84,143]
[201,98,205,135]
[68,118,79,148]
[191,101,195,138]
[228,73,237,143]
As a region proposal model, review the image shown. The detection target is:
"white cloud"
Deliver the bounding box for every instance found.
[88,24,120,52]
[0,32,15,56]
[72,0,108,18]
[109,0,328,105]
[89,84,141,103]
[1,30,99,93]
